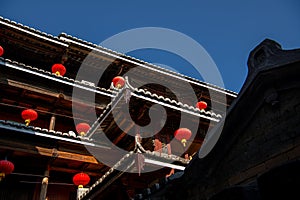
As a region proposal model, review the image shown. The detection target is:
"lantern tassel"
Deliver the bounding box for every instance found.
[0,173,5,181]
[42,177,48,184]
[25,119,31,126]
[80,132,85,137]
[181,139,187,147]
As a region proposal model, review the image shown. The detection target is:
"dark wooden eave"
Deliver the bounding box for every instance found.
[0,16,237,115]
[136,39,300,200]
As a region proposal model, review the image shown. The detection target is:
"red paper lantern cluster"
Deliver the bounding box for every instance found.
[21,109,38,126]
[51,64,66,76]
[112,76,125,89]
[0,46,4,57]
[174,128,192,147]
[0,160,14,181]
[196,101,207,111]
[73,172,90,188]
[76,123,90,136]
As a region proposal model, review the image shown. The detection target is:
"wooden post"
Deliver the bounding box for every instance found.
[49,115,56,130]
[40,166,50,200]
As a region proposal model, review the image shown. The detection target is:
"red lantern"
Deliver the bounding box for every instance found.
[51,64,66,76]
[112,76,125,89]
[73,172,90,188]
[76,123,90,136]
[196,101,207,111]
[0,160,14,181]
[21,109,38,126]
[174,128,192,147]
[0,46,4,57]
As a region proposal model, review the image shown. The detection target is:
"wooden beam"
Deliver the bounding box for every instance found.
[50,166,102,177]
[6,80,107,109]
[69,45,115,63]
[112,107,147,145]
[0,140,99,164]
[39,166,50,200]
[35,146,99,164]
[7,79,60,98]
[49,115,56,130]
[113,122,135,145]
[104,112,122,132]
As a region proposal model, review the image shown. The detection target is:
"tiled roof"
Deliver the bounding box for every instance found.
[0,120,109,149]
[128,79,222,119]
[2,57,223,136]
[59,33,238,97]
[0,57,116,98]
[0,16,68,47]
[0,16,237,97]
[131,87,222,120]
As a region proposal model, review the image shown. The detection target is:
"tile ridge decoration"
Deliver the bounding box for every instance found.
[125,77,222,119]
[1,58,115,95]
[58,33,237,97]
[0,16,68,47]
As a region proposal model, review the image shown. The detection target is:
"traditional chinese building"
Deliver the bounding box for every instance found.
[0,16,237,200]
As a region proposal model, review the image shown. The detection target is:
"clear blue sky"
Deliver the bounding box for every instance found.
[1,0,300,92]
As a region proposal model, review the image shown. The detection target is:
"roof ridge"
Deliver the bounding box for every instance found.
[1,58,115,95]
[134,87,222,118]
[0,120,92,141]
[0,16,68,47]
[58,33,238,96]
[1,16,237,95]
[124,79,222,119]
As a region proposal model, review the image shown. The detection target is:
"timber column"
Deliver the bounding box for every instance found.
[40,165,50,200]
